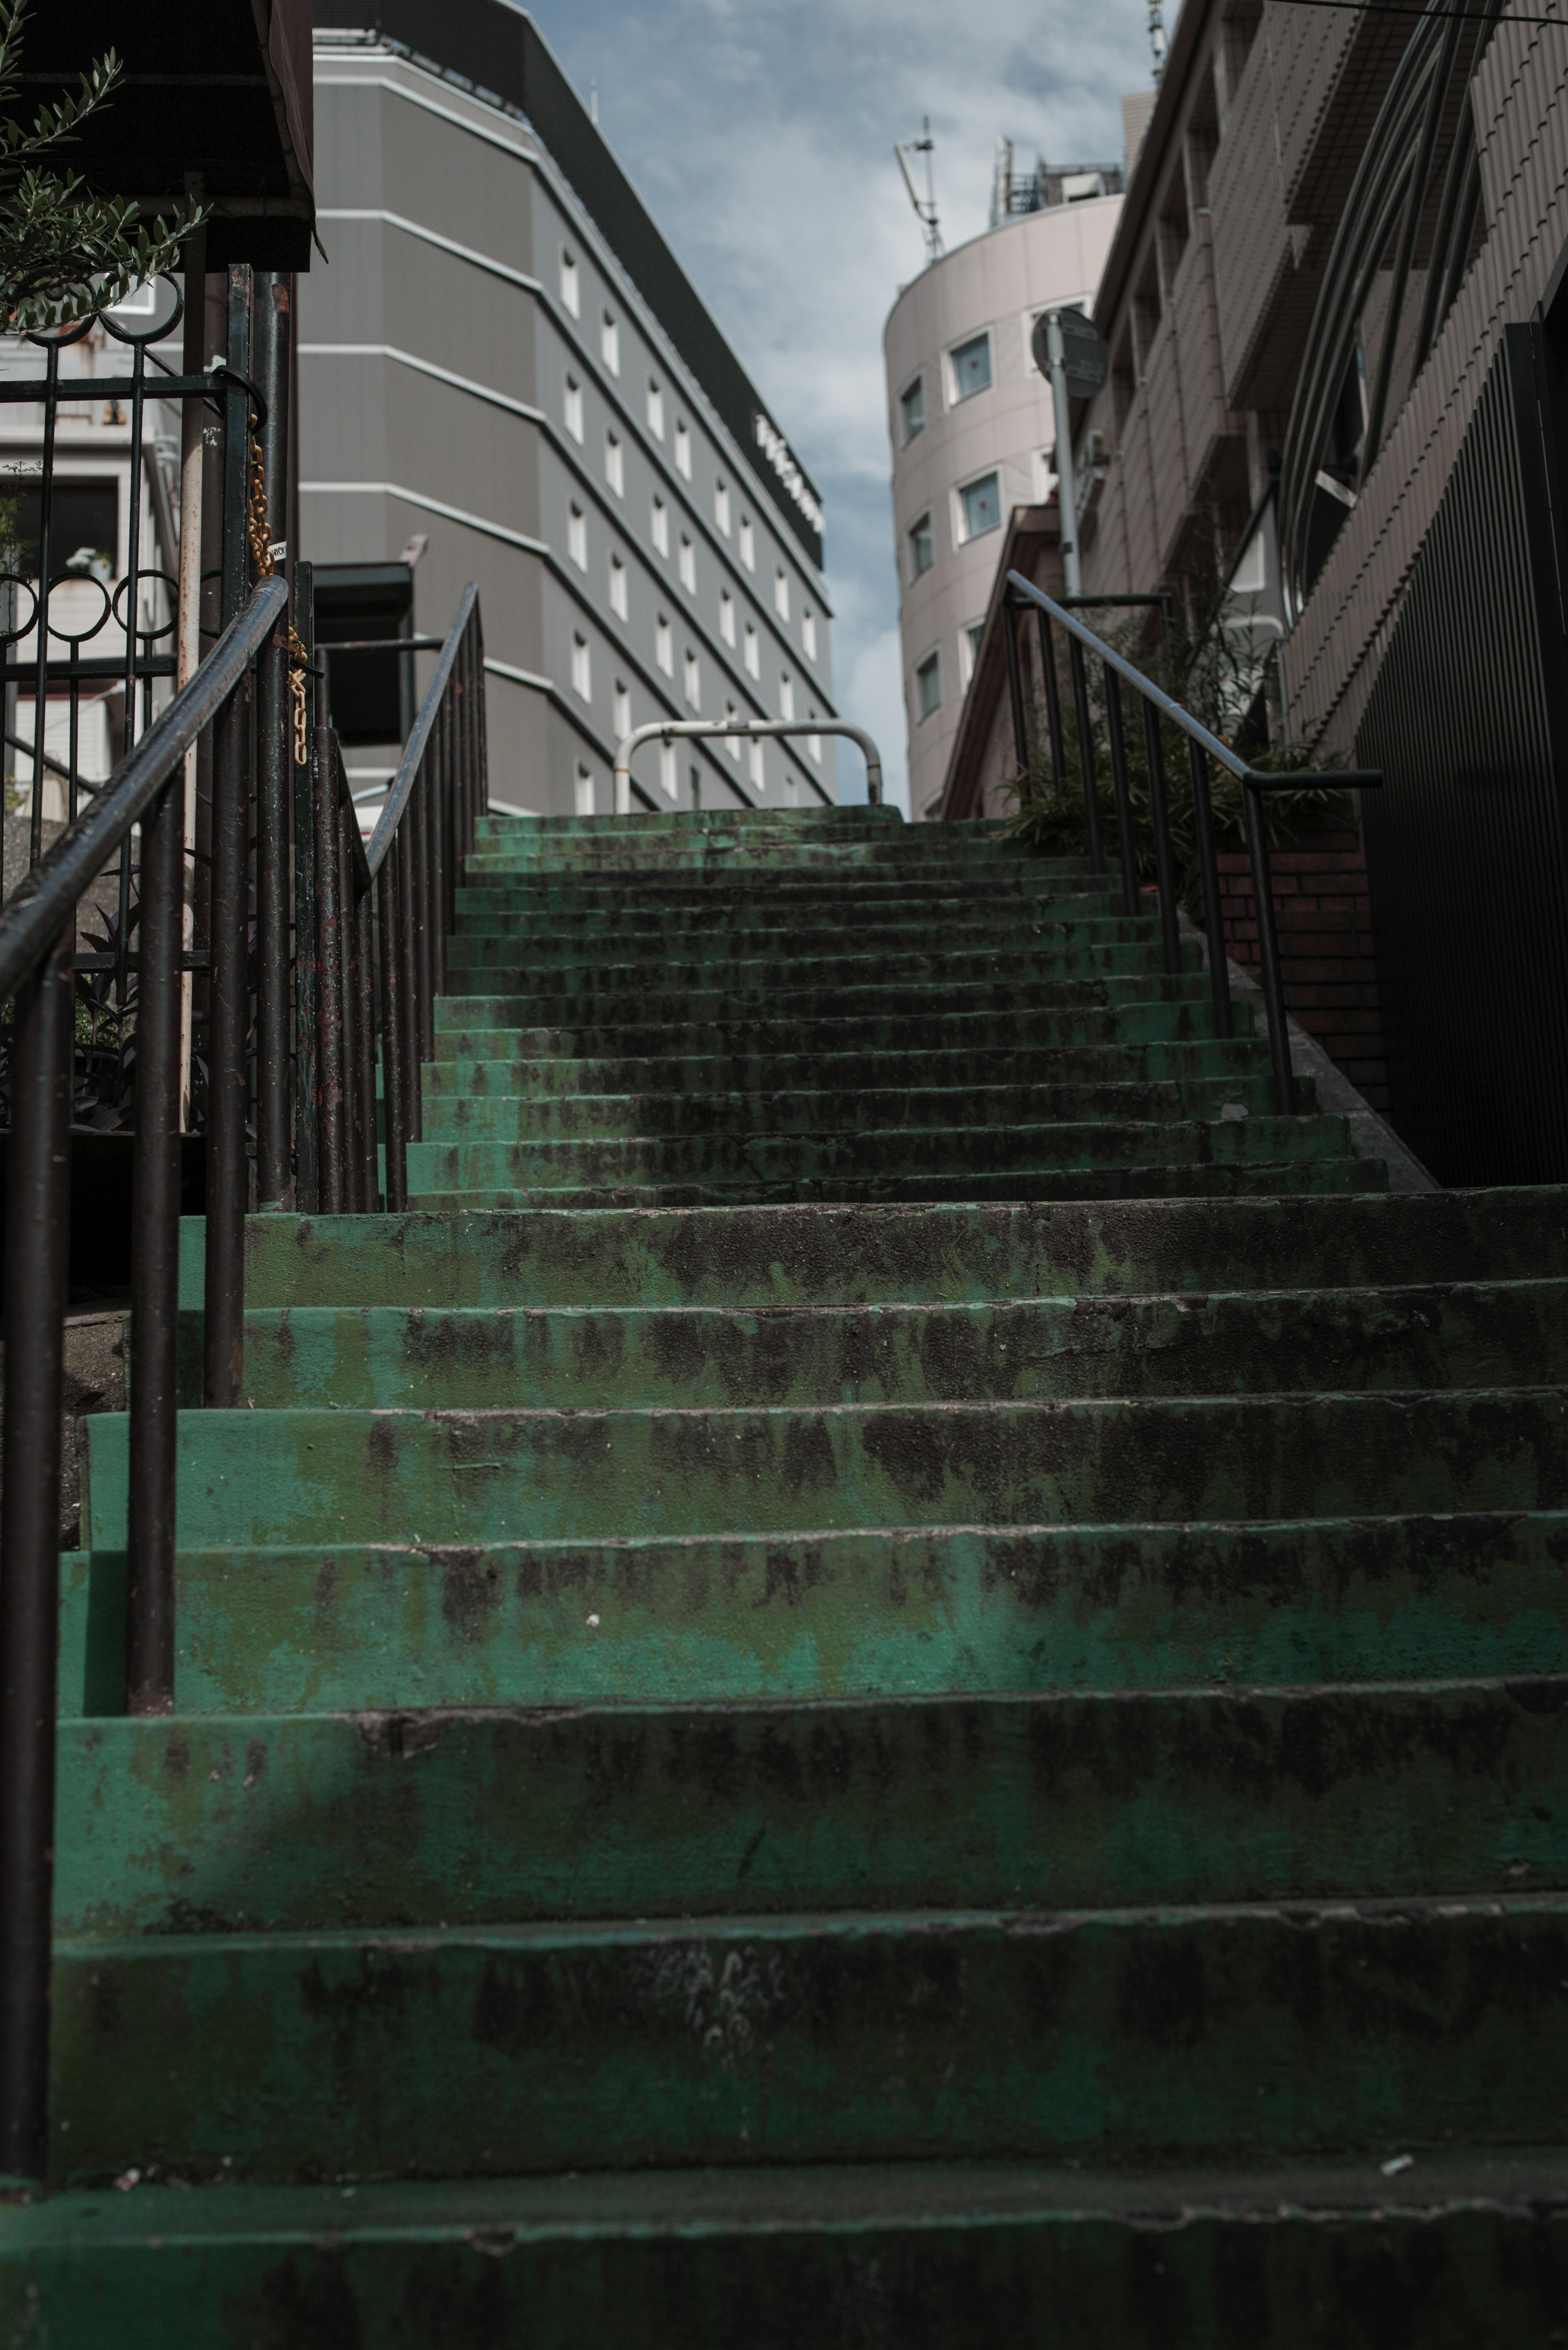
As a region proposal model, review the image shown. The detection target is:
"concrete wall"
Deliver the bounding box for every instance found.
[883,197,1121,818]
[302,37,836,815]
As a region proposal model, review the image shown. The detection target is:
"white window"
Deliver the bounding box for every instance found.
[571,633,592,699]
[605,430,624,495]
[959,620,984,687]
[739,514,755,571]
[958,471,1002,541]
[807,710,822,763]
[564,373,584,443]
[908,511,933,579]
[779,670,795,721]
[748,736,764,792]
[656,612,673,673]
[719,589,735,646]
[949,331,991,402]
[714,477,731,535]
[678,533,696,593]
[651,493,668,555]
[683,647,701,709]
[601,308,619,372]
[675,419,691,478]
[614,679,632,739]
[900,374,926,443]
[609,551,628,619]
[574,762,594,815]
[915,649,941,719]
[774,567,790,621]
[743,622,759,679]
[560,247,580,317]
[646,377,664,438]
[659,739,677,798]
[723,699,741,759]
[802,606,817,660]
[568,503,587,570]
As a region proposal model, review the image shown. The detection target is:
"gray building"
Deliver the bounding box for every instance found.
[303,3,837,816]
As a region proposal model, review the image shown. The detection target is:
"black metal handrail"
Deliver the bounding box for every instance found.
[996,571,1383,1113]
[0,575,287,2183]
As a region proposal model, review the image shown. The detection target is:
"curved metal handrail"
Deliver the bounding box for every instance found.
[0,576,288,1003]
[364,581,478,878]
[1003,572,1379,794]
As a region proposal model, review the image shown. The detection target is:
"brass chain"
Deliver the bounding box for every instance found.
[246,413,310,767]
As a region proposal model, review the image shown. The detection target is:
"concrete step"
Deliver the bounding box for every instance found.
[442,940,1198,991]
[61,1514,1568,1715]
[53,1679,1568,1938]
[231,1195,1568,1312]
[417,1074,1286,1142]
[47,1895,1568,2182]
[6,2154,1566,2348]
[224,1282,1565,1413]
[81,1391,1568,1552]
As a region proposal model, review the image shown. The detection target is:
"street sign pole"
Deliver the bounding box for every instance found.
[1045,312,1082,598]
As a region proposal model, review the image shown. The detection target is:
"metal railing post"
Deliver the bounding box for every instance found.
[1140,695,1183,979]
[379,846,409,1210]
[126,758,185,1715]
[1102,663,1140,919]
[1066,631,1106,877]
[315,722,347,1215]
[0,919,74,2180]
[1002,593,1029,780]
[292,562,320,1215]
[202,665,252,1407]
[1245,784,1298,1113]
[1187,742,1233,1040]
[252,272,292,1206]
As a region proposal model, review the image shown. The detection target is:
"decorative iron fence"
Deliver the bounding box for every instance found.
[0,263,488,2182]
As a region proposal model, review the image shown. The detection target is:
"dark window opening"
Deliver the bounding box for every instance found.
[10,480,118,584]
[313,562,415,747]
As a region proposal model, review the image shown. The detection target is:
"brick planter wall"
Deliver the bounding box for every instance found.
[1192,830,1390,1111]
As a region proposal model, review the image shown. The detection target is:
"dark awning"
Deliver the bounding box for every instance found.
[24,0,314,271]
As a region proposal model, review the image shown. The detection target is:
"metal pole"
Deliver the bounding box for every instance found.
[1102,664,1140,918]
[1140,694,1183,979]
[252,272,292,1205]
[176,225,207,1130]
[1066,633,1105,877]
[1245,783,1298,1113]
[351,874,377,1211]
[292,562,320,1214]
[399,809,422,1146]
[1187,740,1233,1039]
[1002,596,1029,780]
[203,269,253,1407]
[0,921,73,2180]
[125,758,184,1716]
[314,722,347,1215]
[379,849,409,1211]
[1046,311,1082,600]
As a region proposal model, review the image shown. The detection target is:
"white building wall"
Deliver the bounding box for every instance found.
[884,196,1122,817]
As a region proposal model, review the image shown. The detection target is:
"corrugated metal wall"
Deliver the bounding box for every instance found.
[1356,323,1568,1184]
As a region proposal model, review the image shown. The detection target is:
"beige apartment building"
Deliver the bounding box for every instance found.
[884,173,1122,817]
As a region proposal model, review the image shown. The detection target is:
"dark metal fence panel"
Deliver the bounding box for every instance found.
[1356,324,1568,1184]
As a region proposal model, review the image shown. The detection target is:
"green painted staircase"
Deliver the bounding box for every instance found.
[6,804,1567,2343]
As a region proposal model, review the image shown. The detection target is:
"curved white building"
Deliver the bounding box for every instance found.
[884,184,1123,817]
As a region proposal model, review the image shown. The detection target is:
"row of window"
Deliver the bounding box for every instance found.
[572,750,814,816]
[898,328,993,448]
[568,622,817,736]
[564,512,811,676]
[561,372,816,650]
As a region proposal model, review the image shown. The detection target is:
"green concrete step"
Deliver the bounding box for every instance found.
[47,1895,1568,2183]
[231,1195,1568,1312]
[224,1282,1566,1412]
[441,974,1221,1027]
[80,1391,1568,1553]
[401,1159,1386,1210]
[402,1113,1356,1197]
[5,2156,1566,2348]
[418,1075,1286,1142]
[430,999,1253,1062]
[422,1037,1277,1099]
[53,1679,1568,1940]
[449,896,1127,941]
[60,1513,1568,1716]
[442,941,1198,991]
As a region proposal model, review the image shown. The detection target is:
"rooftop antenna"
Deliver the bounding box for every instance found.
[895,117,944,265]
[1148,0,1167,83]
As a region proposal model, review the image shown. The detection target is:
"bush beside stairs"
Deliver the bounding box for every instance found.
[5,804,1568,2343]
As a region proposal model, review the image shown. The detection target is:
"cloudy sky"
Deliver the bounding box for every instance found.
[527,0,1160,808]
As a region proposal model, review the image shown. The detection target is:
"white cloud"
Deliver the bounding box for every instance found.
[529,0,1154,797]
